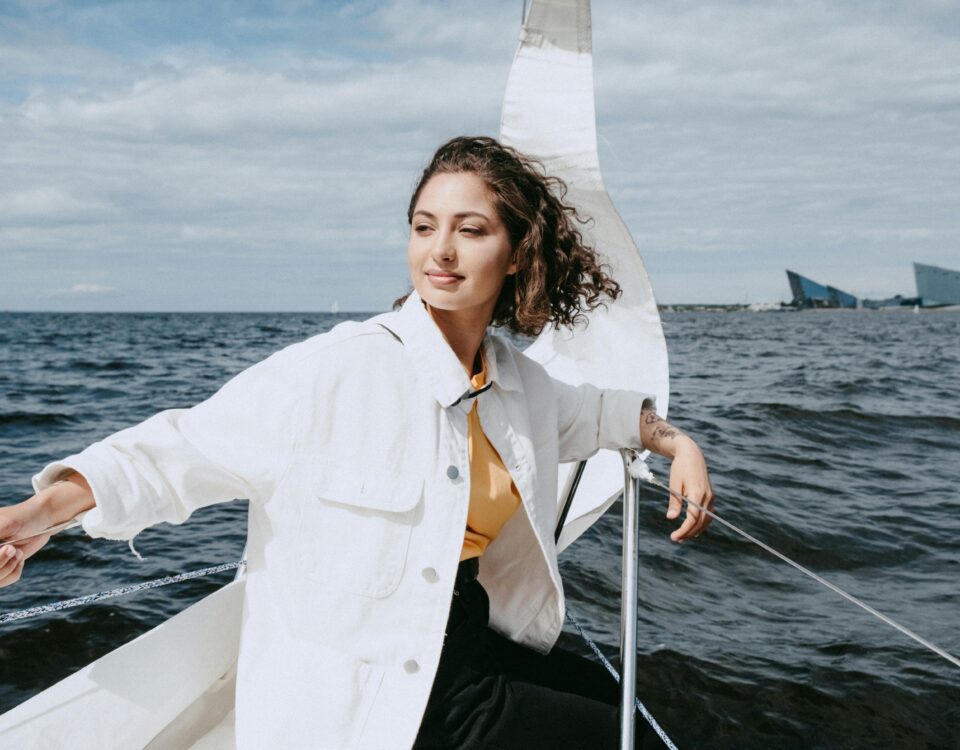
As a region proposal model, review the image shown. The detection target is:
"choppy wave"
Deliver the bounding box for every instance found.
[0,411,76,428]
[727,401,960,432]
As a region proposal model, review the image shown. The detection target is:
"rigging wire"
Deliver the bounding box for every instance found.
[568,611,678,750]
[629,461,960,671]
[0,560,245,625]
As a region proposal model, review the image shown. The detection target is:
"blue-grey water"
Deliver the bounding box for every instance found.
[1,310,958,749]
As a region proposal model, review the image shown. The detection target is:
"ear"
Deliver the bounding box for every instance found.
[506,250,518,276]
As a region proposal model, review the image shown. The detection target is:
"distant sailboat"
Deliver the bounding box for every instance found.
[330,300,340,314]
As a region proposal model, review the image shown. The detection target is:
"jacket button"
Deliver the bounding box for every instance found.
[446,465,459,480]
[403,659,420,674]
[421,567,439,583]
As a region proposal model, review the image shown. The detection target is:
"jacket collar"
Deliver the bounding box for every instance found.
[382,291,522,408]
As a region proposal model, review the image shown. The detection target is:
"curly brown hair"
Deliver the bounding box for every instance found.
[401,136,620,336]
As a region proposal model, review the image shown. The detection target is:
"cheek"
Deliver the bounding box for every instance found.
[475,249,513,291]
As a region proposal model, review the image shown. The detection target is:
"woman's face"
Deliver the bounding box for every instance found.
[408,172,516,322]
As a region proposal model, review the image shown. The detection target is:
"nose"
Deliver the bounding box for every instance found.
[431,227,456,264]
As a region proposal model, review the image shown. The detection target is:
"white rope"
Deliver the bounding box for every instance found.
[568,611,679,750]
[0,561,245,625]
[632,465,960,671]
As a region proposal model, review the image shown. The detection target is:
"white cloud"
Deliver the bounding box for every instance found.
[59,283,115,295]
[0,187,113,222]
[19,59,506,140]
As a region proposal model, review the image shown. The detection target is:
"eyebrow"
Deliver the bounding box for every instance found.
[412,210,491,221]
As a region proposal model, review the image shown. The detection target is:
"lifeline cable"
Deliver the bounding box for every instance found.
[629,460,960,671]
[568,611,679,750]
[0,560,245,625]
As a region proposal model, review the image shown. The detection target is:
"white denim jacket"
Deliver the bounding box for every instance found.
[34,291,650,749]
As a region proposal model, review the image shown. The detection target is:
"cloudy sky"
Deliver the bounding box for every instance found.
[1,0,958,310]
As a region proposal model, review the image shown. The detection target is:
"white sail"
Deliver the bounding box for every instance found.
[500,0,670,551]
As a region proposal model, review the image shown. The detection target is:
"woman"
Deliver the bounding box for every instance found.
[0,136,713,749]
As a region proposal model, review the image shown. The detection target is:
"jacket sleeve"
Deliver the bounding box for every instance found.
[552,377,654,463]
[32,343,312,541]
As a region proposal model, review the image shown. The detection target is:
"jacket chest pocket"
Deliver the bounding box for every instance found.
[296,464,422,599]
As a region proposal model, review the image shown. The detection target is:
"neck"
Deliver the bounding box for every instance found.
[426,303,491,375]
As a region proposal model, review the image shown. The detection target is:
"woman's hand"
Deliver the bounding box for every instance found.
[0,473,95,588]
[639,402,715,543]
[665,436,714,542]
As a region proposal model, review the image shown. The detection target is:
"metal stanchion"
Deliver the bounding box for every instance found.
[619,451,640,749]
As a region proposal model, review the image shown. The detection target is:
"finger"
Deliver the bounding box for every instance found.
[666,482,683,520]
[670,500,702,542]
[698,492,715,533]
[0,545,24,583]
[0,556,26,587]
[686,494,710,536]
[0,543,18,569]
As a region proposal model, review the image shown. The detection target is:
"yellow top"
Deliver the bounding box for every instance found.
[459,366,522,561]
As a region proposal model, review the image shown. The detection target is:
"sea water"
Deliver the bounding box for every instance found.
[1,310,957,749]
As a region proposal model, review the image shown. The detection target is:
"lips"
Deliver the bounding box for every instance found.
[426,270,463,284]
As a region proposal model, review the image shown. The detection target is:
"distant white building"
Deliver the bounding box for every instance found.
[747,301,781,312]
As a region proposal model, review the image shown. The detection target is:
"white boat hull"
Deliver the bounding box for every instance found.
[0,580,244,749]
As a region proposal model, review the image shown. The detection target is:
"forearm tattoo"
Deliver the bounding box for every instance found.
[642,409,682,442]
[653,424,680,440]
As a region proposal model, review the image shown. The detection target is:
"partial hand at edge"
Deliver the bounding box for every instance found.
[0,472,95,588]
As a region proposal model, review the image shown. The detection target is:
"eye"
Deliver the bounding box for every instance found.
[460,226,482,235]
[414,224,433,234]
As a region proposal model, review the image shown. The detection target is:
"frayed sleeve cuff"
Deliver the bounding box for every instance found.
[32,445,145,541]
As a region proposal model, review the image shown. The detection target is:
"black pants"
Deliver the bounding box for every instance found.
[413,570,660,750]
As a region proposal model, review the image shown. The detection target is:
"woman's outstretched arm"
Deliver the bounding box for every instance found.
[0,336,322,589]
[638,400,714,542]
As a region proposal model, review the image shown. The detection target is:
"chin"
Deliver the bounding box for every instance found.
[415,286,461,310]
